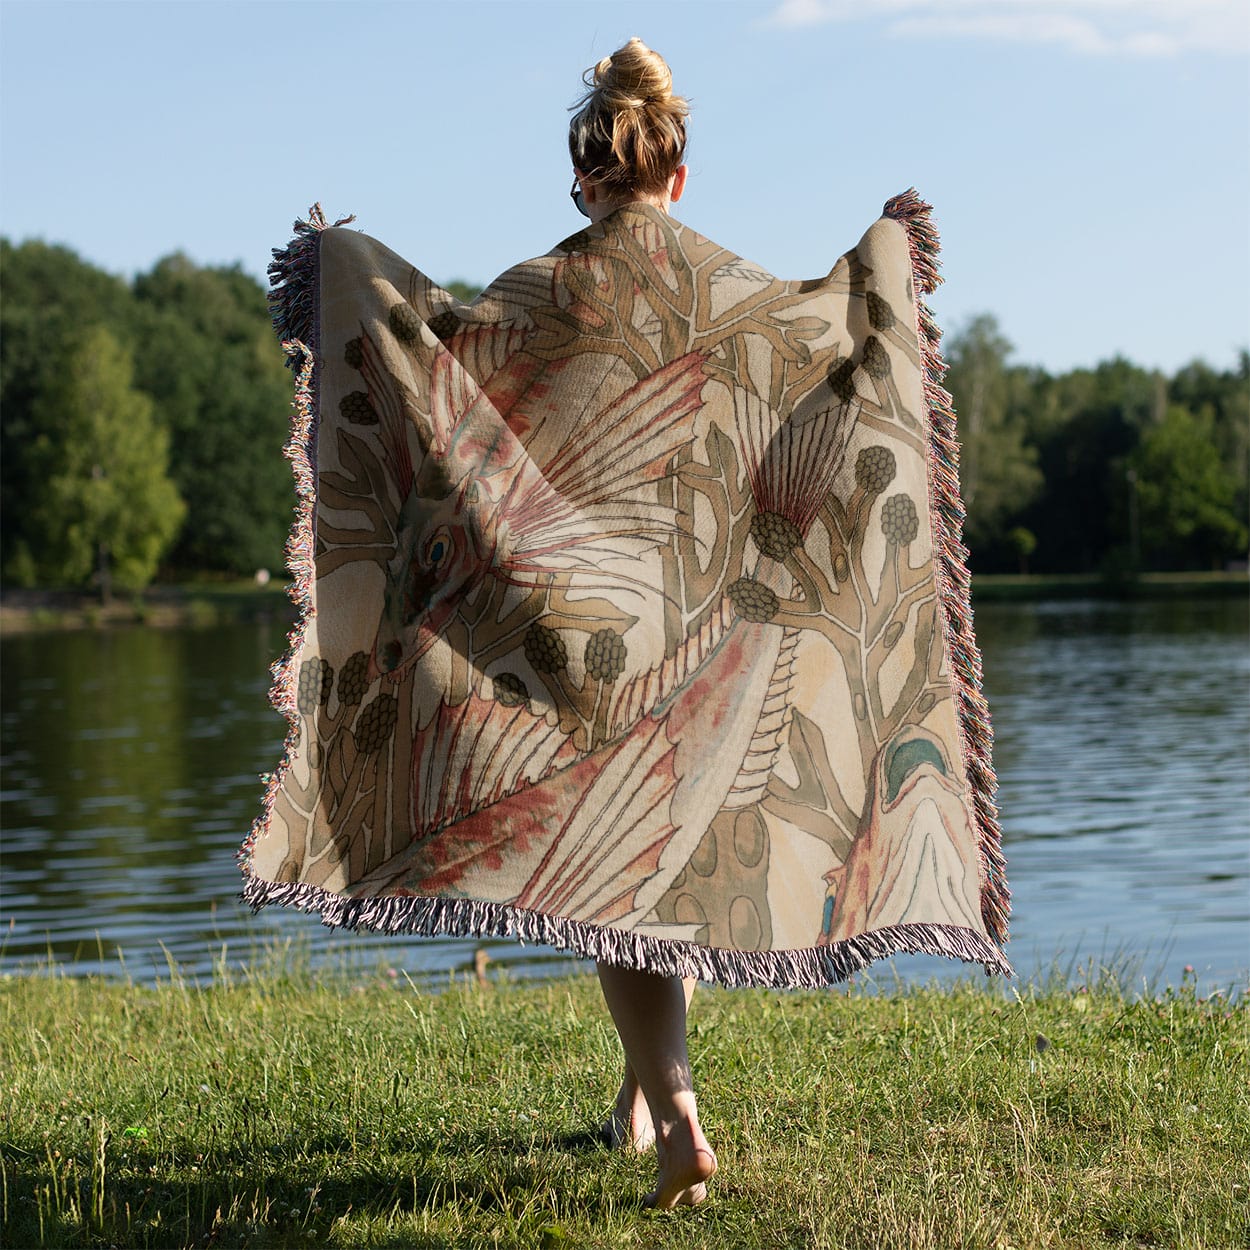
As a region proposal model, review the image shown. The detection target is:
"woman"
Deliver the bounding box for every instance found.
[566,38,718,1211]
[245,36,1010,1214]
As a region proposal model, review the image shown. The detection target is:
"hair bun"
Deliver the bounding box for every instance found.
[595,36,673,109]
[569,38,689,197]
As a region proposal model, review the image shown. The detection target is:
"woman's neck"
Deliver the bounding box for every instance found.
[587,190,670,224]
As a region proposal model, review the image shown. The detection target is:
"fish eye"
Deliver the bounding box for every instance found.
[425,528,451,567]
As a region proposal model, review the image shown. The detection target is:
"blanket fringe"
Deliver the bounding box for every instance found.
[241,872,1013,988]
[883,189,1010,946]
[266,203,356,363]
[239,206,351,871]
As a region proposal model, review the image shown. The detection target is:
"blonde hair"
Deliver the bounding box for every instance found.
[568,38,689,198]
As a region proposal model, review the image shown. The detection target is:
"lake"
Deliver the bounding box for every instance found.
[2,596,1246,993]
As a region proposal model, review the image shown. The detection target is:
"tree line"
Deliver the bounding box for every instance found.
[1,238,1245,595]
[945,315,1247,575]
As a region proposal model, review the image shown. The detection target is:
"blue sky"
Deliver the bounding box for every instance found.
[2,0,1246,374]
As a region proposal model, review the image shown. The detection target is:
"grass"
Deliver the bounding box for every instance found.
[1,961,1246,1249]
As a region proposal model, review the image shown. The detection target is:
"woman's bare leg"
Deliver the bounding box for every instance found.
[596,964,717,1208]
[602,979,696,1152]
[603,1058,654,1151]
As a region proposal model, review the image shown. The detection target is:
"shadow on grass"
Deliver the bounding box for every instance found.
[4,1124,634,1249]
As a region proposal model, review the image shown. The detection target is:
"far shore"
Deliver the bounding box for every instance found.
[0,580,293,635]
[1,570,1245,636]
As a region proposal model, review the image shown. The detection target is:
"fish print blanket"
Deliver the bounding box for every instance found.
[240,192,1011,986]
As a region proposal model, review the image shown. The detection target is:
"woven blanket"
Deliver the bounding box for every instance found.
[240,192,1011,986]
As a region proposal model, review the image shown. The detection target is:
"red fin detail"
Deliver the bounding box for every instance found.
[735,386,858,536]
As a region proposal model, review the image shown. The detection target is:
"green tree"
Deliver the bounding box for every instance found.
[1006,526,1037,574]
[1129,405,1246,570]
[444,279,483,303]
[1,239,139,580]
[1021,357,1163,573]
[1169,353,1250,539]
[131,256,293,574]
[25,327,185,596]
[943,315,1043,565]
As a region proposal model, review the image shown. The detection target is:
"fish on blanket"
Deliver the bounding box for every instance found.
[239,191,1011,987]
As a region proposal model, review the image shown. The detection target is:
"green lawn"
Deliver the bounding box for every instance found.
[2,963,1246,1249]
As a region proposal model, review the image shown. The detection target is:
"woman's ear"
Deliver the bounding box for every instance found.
[575,169,600,206]
[669,164,688,203]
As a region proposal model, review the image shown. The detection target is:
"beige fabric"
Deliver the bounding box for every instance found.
[242,199,1011,985]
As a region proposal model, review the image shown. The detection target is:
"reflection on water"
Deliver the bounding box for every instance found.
[2,597,1246,990]
[968,596,1249,992]
[1,624,585,985]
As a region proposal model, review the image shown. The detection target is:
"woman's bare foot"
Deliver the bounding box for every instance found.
[594,966,710,1206]
[644,1116,717,1209]
[602,1072,655,1151]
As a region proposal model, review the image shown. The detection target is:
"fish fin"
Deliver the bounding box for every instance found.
[353,699,679,924]
[722,625,800,809]
[408,689,579,838]
[430,342,479,456]
[497,354,706,573]
[541,352,706,512]
[735,385,859,536]
[445,323,543,434]
[607,599,733,738]
[513,714,681,921]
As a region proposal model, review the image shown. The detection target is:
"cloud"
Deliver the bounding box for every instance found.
[765,0,1250,57]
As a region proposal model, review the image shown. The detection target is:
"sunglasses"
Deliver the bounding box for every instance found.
[570,176,589,219]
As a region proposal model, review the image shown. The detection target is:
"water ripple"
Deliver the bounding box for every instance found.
[2,599,1246,991]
